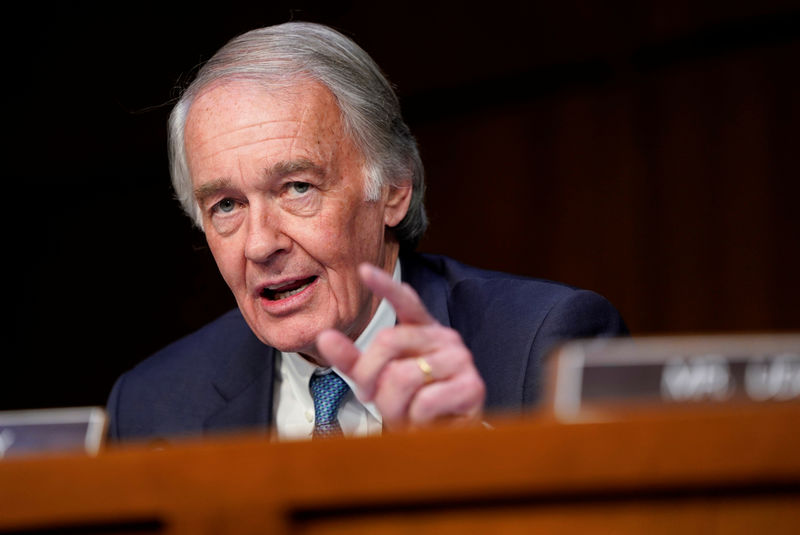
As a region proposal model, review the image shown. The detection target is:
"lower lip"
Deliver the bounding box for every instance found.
[258,277,319,315]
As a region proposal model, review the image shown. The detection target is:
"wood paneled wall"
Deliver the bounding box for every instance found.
[5,2,800,409]
[415,39,800,334]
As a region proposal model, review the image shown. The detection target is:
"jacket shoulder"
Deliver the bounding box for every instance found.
[106,309,270,441]
[403,253,627,410]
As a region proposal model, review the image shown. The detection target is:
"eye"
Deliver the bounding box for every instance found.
[289,182,311,195]
[213,198,237,214]
[281,180,322,216]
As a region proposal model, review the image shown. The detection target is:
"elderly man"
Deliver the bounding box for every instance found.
[107,22,627,441]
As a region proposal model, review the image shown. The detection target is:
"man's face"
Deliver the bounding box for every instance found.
[183,80,409,361]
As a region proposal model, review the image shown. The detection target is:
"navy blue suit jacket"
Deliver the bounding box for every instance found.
[107,253,627,441]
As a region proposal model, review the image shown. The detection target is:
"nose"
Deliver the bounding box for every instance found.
[244,206,292,263]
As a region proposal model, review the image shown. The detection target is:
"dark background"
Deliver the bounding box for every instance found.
[6,1,800,410]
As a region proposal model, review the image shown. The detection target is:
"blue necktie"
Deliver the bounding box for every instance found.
[309,372,350,438]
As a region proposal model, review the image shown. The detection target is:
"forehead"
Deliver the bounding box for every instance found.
[183,79,346,160]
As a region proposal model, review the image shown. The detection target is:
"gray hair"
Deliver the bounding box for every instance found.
[168,21,427,250]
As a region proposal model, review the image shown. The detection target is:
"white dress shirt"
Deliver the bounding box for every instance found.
[272,261,400,441]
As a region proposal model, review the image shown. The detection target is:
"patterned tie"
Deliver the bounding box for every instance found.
[309,371,350,439]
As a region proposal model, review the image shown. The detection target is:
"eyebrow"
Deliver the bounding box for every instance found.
[269,158,324,179]
[194,177,232,205]
[193,159,325,204]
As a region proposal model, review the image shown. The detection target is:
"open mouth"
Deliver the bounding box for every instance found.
[261,276,317,301]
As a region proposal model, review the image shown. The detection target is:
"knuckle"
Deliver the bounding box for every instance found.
[450,348,470,367]
[468,368,486,388]
[445,327,464,344]
[410,392,436,420]
[389,359,416,384]
[459,373,486,400]
[440,344,472,371]
[373,329,396,350]
[471,377,487,402]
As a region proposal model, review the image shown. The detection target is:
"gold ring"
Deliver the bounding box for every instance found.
[416,357,434,384]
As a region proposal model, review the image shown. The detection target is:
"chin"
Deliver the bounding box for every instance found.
[262,331,318,355]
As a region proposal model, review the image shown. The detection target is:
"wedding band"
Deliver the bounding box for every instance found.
[416,357,434,384]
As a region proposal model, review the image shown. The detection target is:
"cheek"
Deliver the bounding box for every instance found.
[332,212,382,259]
[315,214,341,245]
[351,206,385,249]
[305,202,366,255]
[206,235,245,286]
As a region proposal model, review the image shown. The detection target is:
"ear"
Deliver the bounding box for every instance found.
[383,180,413,228]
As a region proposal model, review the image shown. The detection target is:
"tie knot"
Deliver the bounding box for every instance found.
[309,371,350,438]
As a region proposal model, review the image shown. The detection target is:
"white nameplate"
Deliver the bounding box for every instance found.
[0,407,106,459]
[546,335,800,421]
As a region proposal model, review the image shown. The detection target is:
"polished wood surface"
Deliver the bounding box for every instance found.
[1,404,798,534]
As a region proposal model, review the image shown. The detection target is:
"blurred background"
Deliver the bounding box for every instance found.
[6,1,800,410]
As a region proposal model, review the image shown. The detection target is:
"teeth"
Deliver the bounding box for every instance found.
[263,277,316,301]
[267,278,308,291]
[267,284,285,291]
[273,282,311,300]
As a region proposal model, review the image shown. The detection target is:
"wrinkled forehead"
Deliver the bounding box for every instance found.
[183,78,346,152]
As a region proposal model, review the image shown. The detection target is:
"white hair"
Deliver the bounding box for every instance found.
[168,22,427,249]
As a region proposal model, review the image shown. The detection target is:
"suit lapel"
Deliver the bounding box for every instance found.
[203,332,277,434]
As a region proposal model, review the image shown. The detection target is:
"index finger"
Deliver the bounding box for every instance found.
[359,263,436,326]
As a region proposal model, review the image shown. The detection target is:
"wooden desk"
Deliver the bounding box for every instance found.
[1,404,798,534]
